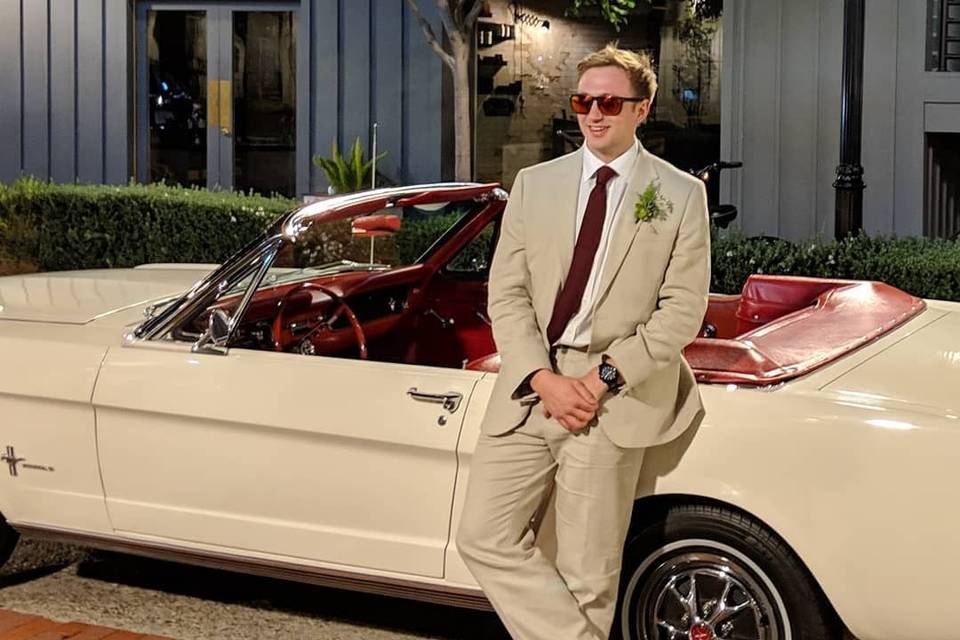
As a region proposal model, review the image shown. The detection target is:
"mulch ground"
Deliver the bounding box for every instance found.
[0,610,173,640]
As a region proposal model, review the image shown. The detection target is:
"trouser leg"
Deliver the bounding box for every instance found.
[549,421,645,637]
[456,409,606,640]
[548,347,646,638]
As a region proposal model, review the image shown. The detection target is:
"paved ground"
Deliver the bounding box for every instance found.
[0,538,510,640]
[0,609,173,639]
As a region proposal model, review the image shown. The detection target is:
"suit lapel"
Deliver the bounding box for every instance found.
[593,146,659,304]
[551,146,585,290]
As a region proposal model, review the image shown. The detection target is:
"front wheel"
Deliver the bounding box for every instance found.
[615,504,843,640]
[0,512,19,570]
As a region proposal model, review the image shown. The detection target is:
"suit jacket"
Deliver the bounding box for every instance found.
[479,143,711,449]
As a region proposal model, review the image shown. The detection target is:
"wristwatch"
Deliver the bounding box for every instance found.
[598,361,623,393]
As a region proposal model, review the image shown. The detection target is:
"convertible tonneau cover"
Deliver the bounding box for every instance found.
[685,274,927,385]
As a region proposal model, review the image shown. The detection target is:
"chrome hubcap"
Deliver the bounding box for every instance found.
[622,540,789,640]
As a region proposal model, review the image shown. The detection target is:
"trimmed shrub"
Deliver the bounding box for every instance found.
[2,178,960,303]
[0,178,295,272]
[711,228,960,301]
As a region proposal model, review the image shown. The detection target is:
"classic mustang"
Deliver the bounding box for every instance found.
[1,182,957,640]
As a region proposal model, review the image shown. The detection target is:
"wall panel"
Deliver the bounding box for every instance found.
[22,1,50,179]
[77,0,105,184]
[0,0,22,182]
[50,1,78,183]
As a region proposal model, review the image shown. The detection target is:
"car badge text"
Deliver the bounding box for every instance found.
[2,446,54,476]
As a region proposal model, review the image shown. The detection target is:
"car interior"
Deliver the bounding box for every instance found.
[177,190,927,388]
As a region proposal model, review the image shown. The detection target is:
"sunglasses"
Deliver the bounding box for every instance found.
[569,93,646,116]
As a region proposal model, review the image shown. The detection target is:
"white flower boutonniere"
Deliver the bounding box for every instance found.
[634,179,673,224]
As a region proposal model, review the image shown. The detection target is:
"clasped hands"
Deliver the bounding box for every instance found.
[529,366,609,433]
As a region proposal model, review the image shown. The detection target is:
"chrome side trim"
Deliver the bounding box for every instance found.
[12,522,492,611]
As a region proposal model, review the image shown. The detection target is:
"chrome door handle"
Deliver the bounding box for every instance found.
[406,388,463,413]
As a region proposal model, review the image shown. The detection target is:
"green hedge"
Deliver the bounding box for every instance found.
[2,179,960,302]
[711,228,960,301]
[0,177,295,272]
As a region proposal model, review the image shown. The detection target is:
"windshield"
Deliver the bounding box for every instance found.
[261,200,477,289]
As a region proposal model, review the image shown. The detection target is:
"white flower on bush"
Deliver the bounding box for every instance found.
[725,250,733,257]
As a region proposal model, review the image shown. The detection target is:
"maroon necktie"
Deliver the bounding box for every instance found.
[546,165,618,345]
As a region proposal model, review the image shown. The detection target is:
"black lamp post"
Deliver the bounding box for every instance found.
[834,0,866,240]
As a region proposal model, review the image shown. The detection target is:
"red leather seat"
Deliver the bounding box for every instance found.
[463,275,927,386]
[684,275,926,385]
[464,352,501,373]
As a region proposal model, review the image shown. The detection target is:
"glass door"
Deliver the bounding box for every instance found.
[229,10,297,196]
[137,4,298,197]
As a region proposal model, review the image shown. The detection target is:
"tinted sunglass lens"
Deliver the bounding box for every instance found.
[570,94,592,114]
[598,96,623,116]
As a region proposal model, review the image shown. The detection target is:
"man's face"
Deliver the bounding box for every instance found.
[576,65,650,162]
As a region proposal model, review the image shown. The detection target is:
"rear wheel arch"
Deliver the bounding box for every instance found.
[621,493,848,639]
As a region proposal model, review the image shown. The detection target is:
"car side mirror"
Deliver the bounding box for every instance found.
[192,309,232,355]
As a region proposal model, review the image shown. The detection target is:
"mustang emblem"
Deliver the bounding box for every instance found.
[2,446,25,476]
[1,446,54,476]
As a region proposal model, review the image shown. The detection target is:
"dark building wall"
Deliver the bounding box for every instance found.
[0,0,131,186]
[0,0,448,194]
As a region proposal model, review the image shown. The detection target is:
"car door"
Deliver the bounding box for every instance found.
[93,340,481,578]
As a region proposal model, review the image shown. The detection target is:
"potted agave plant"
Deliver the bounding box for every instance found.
[312,137,388,195]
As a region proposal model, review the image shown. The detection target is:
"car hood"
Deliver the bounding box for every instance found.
[0,265,217,324]
[823,305,960,418]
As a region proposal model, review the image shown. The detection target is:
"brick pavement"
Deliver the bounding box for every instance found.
[0,610,172,640]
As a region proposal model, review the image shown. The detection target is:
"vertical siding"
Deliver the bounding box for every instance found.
[0,0,22,182]
[402,0,443,183]
[311,0,340,192]
[50,1,78,182]
[340,0,370,153]
[739,0,781,237]
[894,0,927,237]
[309,0,447,193]
[21,1,50,179]
[2,0,451,193]
[778,0,819,241]
[77,0,105,184]
[372,0,403,183]
[861,0,899,236]
[813,0,841,240]
[104,0,129,185]
[0,0,129,186]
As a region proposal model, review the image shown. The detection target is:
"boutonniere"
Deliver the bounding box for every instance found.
[634,179,673,224]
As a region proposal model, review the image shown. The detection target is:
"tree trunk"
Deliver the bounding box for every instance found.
[452,46,472,181]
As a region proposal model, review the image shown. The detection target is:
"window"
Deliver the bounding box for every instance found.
[928,0,960,72]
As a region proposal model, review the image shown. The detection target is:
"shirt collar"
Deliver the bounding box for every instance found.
[581,137,640,184]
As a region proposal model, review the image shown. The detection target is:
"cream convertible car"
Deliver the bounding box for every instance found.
[0,183,957,640]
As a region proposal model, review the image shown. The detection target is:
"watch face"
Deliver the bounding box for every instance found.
[599,363,618,384]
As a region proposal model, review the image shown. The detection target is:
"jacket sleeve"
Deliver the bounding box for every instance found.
[487,169,554,399]
[603,179,711,390]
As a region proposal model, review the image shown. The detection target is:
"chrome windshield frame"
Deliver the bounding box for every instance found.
[127,182,503,345]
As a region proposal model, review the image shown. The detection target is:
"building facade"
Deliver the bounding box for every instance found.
[0,0,958,241]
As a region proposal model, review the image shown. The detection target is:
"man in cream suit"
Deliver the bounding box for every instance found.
[455,44,711,639]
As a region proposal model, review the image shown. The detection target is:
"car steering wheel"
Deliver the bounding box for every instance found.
[271,282,368,359]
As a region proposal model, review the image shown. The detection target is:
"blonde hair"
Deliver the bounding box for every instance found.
[577,43,658,101]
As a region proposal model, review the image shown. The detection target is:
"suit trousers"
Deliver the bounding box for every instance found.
[456,345,646,640]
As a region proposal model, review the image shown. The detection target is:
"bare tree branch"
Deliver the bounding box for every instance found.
[436,0,462,45]
[404,0,456,70]
[464,0,484,31]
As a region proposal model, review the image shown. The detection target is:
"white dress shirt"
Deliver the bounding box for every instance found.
[554,138,640,347]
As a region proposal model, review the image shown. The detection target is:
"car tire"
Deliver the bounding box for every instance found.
[0,512,19,570]
[613,503,843,640]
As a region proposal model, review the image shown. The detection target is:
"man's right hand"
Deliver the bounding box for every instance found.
[529,369,599,432]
